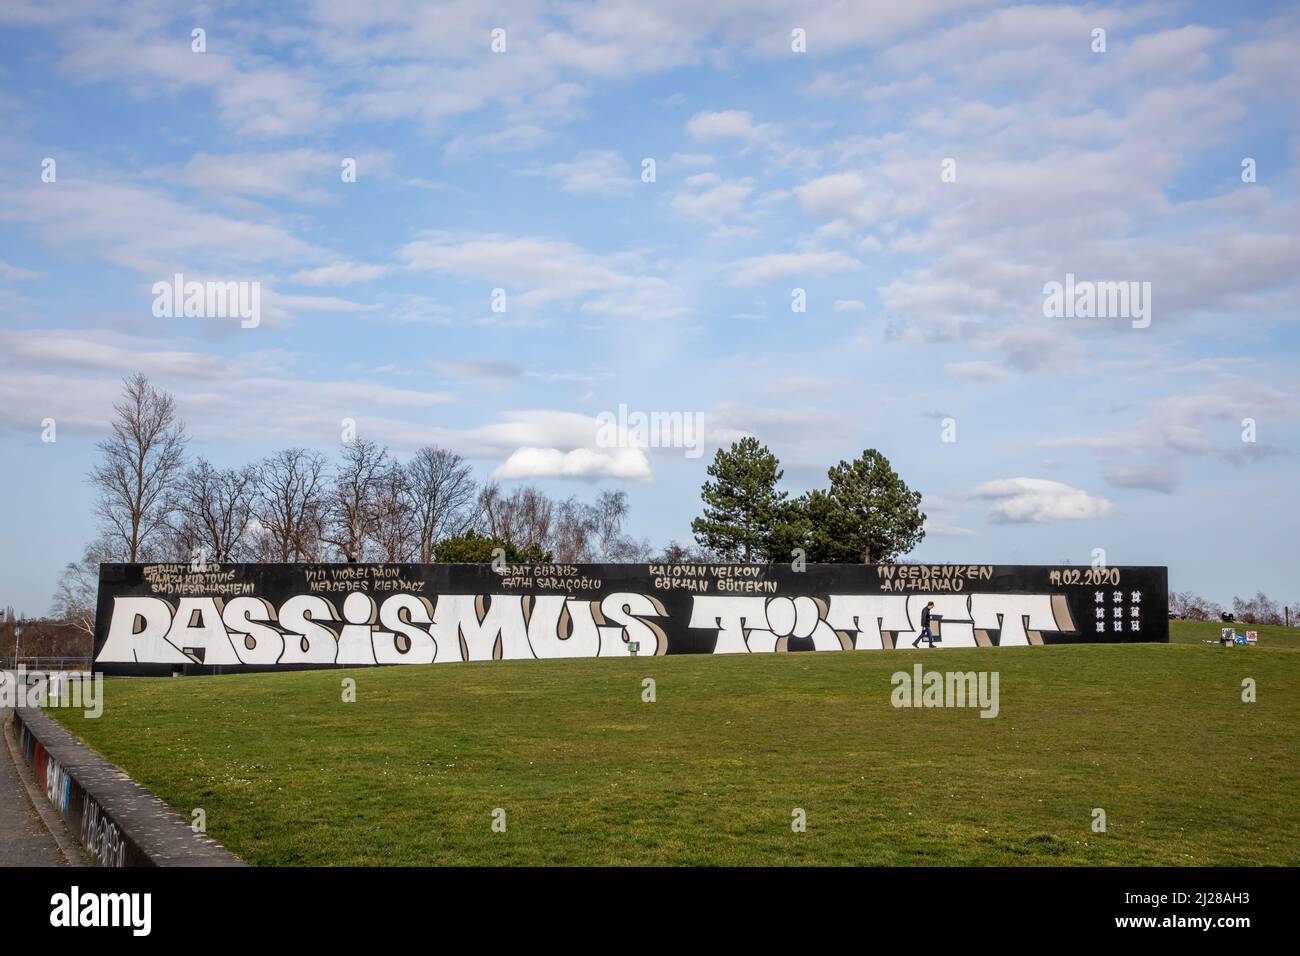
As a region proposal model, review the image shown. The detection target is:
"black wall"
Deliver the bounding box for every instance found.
[93,562,1169,675]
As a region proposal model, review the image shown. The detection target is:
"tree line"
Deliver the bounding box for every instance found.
[51,374,657,633]
[1169,590,1297,626]
[47,377,927,631]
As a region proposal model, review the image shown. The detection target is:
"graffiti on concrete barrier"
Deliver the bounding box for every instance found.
[35,742,72,814]
[81,796,129,868]
[22,726,73,815]
[17,718,145,867]
[92,563,1168,674]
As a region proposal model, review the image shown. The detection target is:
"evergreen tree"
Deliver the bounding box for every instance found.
[434,530,552,563]
[691,437,794,561]
[804,449,925,563]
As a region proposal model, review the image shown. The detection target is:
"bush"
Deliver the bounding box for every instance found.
[433,530,551,564]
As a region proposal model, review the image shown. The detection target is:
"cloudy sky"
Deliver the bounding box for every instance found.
[1,0,1297,615]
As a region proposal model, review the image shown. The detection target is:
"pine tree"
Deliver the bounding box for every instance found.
[691,437,793,561]
[804,449,925,563]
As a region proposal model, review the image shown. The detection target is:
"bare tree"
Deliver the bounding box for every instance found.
[551,497,598,562]
[1232,591,1283,626]
[88,373,189,560]
[172,459,259,562]
[487,486,553,552]
[477,482,509,541]
[551,490,646,561]
[605,532,653,563]
[593,490,629,558]
[254,448,329,561]
[477,485,641,562]
[1169,590,1222,621]
[370,460,418,562]
[50,538,121,637]
[324,439,389,561]
[406,446,478,562]
[51,564,97,637]
[653,540,716,563]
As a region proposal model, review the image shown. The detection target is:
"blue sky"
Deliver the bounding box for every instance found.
[1,0,1298,616]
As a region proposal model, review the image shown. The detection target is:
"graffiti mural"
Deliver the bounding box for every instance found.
[92,563,1168,675]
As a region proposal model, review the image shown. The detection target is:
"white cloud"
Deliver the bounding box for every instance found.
[1102,464,1181,494]
[795,172,870,222]
[970,478,1114,523]
[380,295,453,325]
[173,149,341,200]
[1121,26,1221,77]
[0,260,41,281]
[435,359,523,381]
[727,250,860,286]
[778,13,1300,379]
[260,290,378,323]
[444,123,555,160]
[1038,372,1300,491]
[669,176,755,227]
[686,110,768,144]
[0,178,323,277]
[944,361,1007,382]
[0,329,453,439]
[920,493,977,537]
[289,262,389,286]
[531,150,635,195]
[57,22,330,136]
[706,400,857,453]
[493,446,652,480]
[400,231,688,318]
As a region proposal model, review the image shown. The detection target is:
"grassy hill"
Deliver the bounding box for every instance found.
[50,620,1298,866]
[1169,618,1299,648]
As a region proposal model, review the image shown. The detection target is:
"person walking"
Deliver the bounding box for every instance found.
[912,601,937,648]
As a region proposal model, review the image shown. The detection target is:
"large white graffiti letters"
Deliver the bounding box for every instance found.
[97,592,670,665]
[690,593,1077,651]
[93,563,1160,671]
[687,596,846,653]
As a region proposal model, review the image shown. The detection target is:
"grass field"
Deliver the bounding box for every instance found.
[49,620,1299,866]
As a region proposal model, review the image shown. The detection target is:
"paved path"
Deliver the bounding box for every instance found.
[1,672,70,866]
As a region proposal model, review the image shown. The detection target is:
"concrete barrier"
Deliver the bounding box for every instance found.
[13,706,245,867]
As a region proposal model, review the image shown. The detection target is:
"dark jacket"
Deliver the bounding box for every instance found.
[920,606,932,628]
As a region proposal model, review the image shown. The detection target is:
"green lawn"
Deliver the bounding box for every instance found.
[51,619,1298,866]
[1169,618,1300,648]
